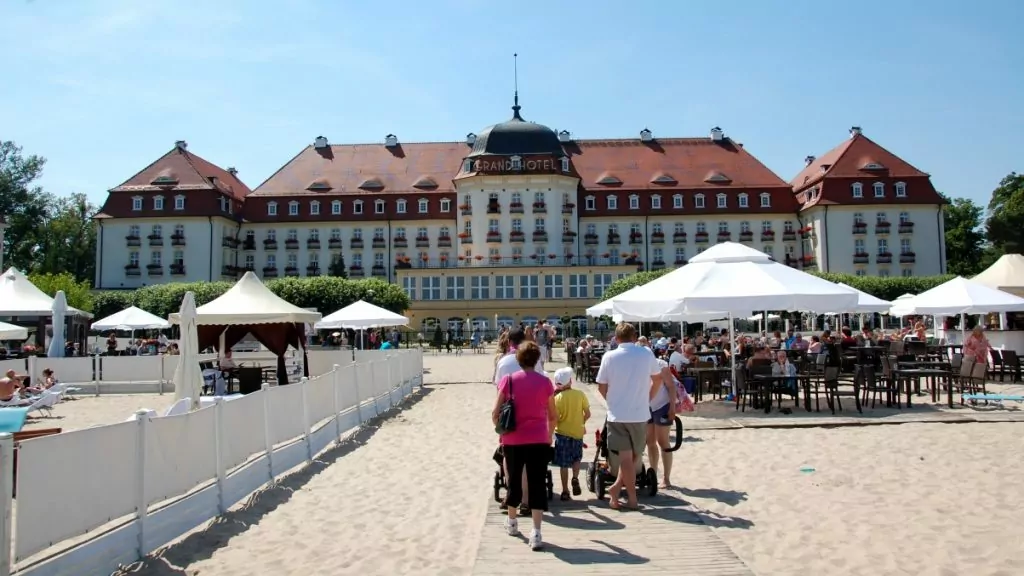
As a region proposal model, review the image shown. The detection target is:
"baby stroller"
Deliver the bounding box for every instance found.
[586,417,683,501]
[492,446,554,503]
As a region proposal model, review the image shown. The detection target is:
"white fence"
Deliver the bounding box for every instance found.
[0,349,424,576]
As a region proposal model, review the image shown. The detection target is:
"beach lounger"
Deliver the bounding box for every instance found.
[962,393,1024,407]
[26,391,61,417]
[0,407,29,433]
[163,397,191,416]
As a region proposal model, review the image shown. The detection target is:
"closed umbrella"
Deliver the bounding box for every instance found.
[172,292,203,410]
[47,290,67,357]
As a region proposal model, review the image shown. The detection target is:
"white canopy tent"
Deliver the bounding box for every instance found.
[887,293,917,318]
[0,321,28,340]
[0,268,92,317]
[972,253,1024,297]
[315,300,408,330]
[902,276,1024,316]
[92,306,172,331]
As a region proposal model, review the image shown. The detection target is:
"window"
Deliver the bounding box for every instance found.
[154,196,165,210]
[876,211,887,223]
[309,229,320,241]
[533,192,544,205]
[511,218,522,233]
[695,194,706,209]
[352,254,362,267]
[673,194,683,209]
[330,228,341,240]
[877,239,889,254]
[174,224,184,237]
[854,239,865,252]
[495,275,514,299]
[653,247,663,262]
[853,212,864,224]
[266,254,276,268]
[463,159,473,172]
[519,275,539,299]
[608,223,619,234]
[544,274,564,298]
[171,250,183,266]
[395,227,406,239]
[402,277,417,300]
[421,277,441,300]
[873,182,885,198]
[287,229,298,241]
[534,218,545,232]
[418,198,429,213]
[174,195,185,210]
[128,225,141,238]
[464,221,472,234]
[439,225,450,238]
[310,201,320,215]
[152,224,162,237]
[674,247,686,262]
[352,228,362,239]
[855,269,867,277]
[353,200,364,214]
[375,199,385,214]
[652,223,663,234]
[132,196,143,211]
[288,253,299,268]
[740,221,751,233]
[879,268,890,278]
[416,227,427,239]
[760,193,771,208]
[593,273,613,298]
[151,250,162,265]
[569,274,588,298]
[784,220,794,232]
[900,238,912,254]
[717,221,729,234]
[396,199,407,214]
[716,193,727,208]
[696,221,706,233]
[651,195,661,209]
[331,200,341,215]
[446,276,465,300]
[489,219,500,233]
[607,195,618,210]
[763,245,773,257]
[244,254,254,268]
[562,218,571,233]
[288,201,299,216]
[267,229,277,240]
[440,198,451,212]
[738,193,749,208]
[471,276,490,299]
[895,182,907,197]
[630,223,641,235]
[585,196,595,210]
[761,220,772,233]
[583,224,595,237]
[674,222,685,235]
[902,268,913,277]
[374,227,384,239]
[851,183,863,198]
[268,202,278,216]
[629,195,639,210]
[899,212,910,224]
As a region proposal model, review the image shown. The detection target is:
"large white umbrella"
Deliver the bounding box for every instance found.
[972,253,1024,297]
[172,292,203,410]
[315,300,408,330]
[92,306,172,331]
[902,276,1024,315]
[47,290,67,358]
[0,321,27,340]
[833,283,892,313]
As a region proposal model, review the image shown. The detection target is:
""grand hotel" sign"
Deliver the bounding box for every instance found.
[472,158,558,173]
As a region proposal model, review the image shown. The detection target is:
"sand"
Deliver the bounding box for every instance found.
[22,393,178,432]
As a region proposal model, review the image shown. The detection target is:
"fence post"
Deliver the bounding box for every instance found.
[134,410,150,560]
[213,397,226,513]
[386,360,394,410]
[159,357,165,395]
[300,377,312,462]
[353,361,363,425]
[369,361,379,417]
[0,433,13,576]
[95,355,101,397]
[261,384,274,482]
[331,365,341,444]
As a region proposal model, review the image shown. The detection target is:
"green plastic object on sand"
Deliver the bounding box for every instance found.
[799,466,816,473]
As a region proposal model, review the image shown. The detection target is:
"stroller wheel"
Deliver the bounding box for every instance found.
[586,465,596,492]
[493,471,504,503]
[646,468,658,497]
[596,476,606,501]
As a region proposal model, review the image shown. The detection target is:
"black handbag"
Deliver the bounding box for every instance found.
[495,375,516,434]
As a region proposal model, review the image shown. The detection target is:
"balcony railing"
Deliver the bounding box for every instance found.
[148,235,163,246]
[717,232,732,241]
[306,265,321,276]
[349,266,364,277]
[562,203,575,214]
[673,233,687,243]
[853,253,870,264]
[350,238,363,249]
[739,231,754,243]
[761,231,775,242]
[328,238,343,249]
[415,237,430,248]
[674,259,688,266]
[801,255,817,267]
[532,202,546,213]
[695,233,709,244]
[126,235,141,247]
[875,223,891,235]
[220,265,236,277]
[437,236,452,247]
[264,239,278,250]
[243,240,257,251]
[372,238,386,249]
[125,264,140,276]
[285,239,300,250]
[898,222,915,234]
[146,264,163,276]
[170,265,186,275]
[487,232,503,243]
[584,234,599,245]
[486,203,501,214]
[285,266,300,277]
[852,224,867,235]
[397,255,634,269]
[877,253,893,264]
[459,204,472,216]
[307,239,321,249]
[509,203,524,214]
[533,232,548,243]
[629,234,644,245]
[650,260,666,270]
[607,234,621,245]
[562,232,576,243]
[650,233,665,244]
[899,252,916,263]
[263,266,278,277]
[220,236,238,248]
[509,232,525,243]
[371,265,387,277]
[459,233,471,244]
[393,237,408,248]
[782,231,797,241]
[799,228,812,239]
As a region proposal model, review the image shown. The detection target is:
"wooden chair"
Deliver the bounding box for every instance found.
[1001,350,1021,383]
[989,349,1005,381]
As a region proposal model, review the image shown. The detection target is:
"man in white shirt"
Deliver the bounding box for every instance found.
[493,329,526,386]
[596,322,662,510]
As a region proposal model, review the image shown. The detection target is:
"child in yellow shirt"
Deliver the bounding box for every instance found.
[552,367,590,501]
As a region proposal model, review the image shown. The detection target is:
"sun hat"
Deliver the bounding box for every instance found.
[553,367,573,386]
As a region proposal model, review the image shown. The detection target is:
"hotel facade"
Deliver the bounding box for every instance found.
[94,104,947,334]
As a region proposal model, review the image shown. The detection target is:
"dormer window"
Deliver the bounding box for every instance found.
[852,182,863,198]
[384,134,399,147]
[153,196,164,210]
[310,200,321,215]
[640,128,653,142]
[359,178,384,191]
[288,201,299,215]
[466,133,476,145]
[353,200,363,214]
[174,195,185,210]
[440,198,451,213]
[651,195,661,209]
[307,180,332,192]
[607,195,618,210]
[863,162,885,170]
[585,196,595,211]
[673,194,683,209]
[396,199,407,214]
[267,201,278,216]
[694,194,706,209]
[375,199,385,214]
[560,157,570,172]
[760,193,771,208]
[873,182,885,198]
[132,196,143,211]
[716,193,727,209]
[510,156,522,170]
[331,200,342,215]
[597,175,622,186]
[895,182,907,197]
[704,172,732,184]
[629,195,639,210]
[416,198,428,213]
[651,174,677,185]
[738,193,749,208]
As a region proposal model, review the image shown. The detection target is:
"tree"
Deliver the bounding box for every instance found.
[328,252,347,278]
[34,193,97,282]
[986,172,1024,254]
[941,194,987,276]
[0,141,53,273]
[28,272,94,312]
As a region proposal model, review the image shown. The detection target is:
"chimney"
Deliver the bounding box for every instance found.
[384,134,399,147]
[709,126,724,141]
[227,167,238,176]
[175,140,188,150]
[849,126,862,137]
[466,132,477,146]
[558,130,572,143]
[804,155,816,166]
[640,128,653,142]
[313,136,329,149]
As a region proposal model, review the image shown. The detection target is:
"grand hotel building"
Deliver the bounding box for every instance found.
[94,103,947,332]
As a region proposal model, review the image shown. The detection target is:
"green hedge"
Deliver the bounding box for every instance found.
[92,277,410,321]
[601,269,955,305]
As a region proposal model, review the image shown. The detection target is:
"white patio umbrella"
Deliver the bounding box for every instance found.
[887,293,917,318]
[47,290,67,358]
[904,276,1024,315]
[832,283,892,314]
[91,306,171,331]
[0,321,27,340]
[315,300,408,330]
[172,292,203,410]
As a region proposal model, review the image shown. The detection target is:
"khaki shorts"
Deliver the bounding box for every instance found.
[606,421,646,455]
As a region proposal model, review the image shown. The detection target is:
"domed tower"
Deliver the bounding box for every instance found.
[455,97,579,269]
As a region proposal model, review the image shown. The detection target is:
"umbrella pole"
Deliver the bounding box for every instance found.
[729,312,736,398]
[960,313,966,345]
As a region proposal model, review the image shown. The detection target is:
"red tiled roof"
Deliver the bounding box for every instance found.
[110,146,252,200]
[790,133,929,192]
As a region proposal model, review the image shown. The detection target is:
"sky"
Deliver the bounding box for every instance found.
[2,0,1022,209]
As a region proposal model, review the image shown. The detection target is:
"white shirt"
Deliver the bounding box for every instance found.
[650,359,674,411]
[493,352,520,386]
[596,343,662,423]
[668,350,689,373]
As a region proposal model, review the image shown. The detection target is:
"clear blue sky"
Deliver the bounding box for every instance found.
[2,0,1021,209]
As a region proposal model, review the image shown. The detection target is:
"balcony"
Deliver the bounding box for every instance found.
[761,231,775,242]
[146,264,163,276]
[899,222,915,234]
[395,255,631,269]
[285,239,300,250]
[283,266,299,277]
[219,236,237,248]
[126,235,141,247]
[875,223,891,235]
[372,238,386,249]
[437,236,452,248]
[147,234,163,246]
[124,264,140,276]
[782,231,797,242]
[650,260,666,270]
[459,204,472,216]
[392,236,408,248]
[650,232,665,244]
[306,265,321,276]
[243,239,257,251]
[263,266,278,278]
[562,232,577,243]
[562,203,575,214]
[458,232,471,244]
[853,253,870,264]
[801,255,817,268]
[350,238,364,249]
[170,264,186,276]
[852,223,867,235]
[486,202,501,215]
[349,265,364,278]
[695,232,709,244]
[607,234,621,245]
[739,231,754,243]
[328,238,343,250]
[877,252,893,264]
[532,202,546,213]
[510,231,526,243]
[395,258,413,269]
[629,233,644,245]
[509,202,524,214]
[899,252,916,263]
[673,232,687,243]
[717,232,732,241]
[799,227,813,240]
[371,265,387,277]
[584,234,599,245]
[415,236,430,248]
[307,239,321,250]
[486,232,502,243]
[263,239,278,250]
[220,265,236,277]
[533,232,548,243]
[674,258,688,266]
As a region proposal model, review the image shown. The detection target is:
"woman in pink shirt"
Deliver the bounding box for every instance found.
[964,326,992,366]
[492,341,557,550]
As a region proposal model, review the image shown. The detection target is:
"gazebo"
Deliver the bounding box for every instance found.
[972,254,1024,297]
[0,268,92,350]
[169,272,321,386]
